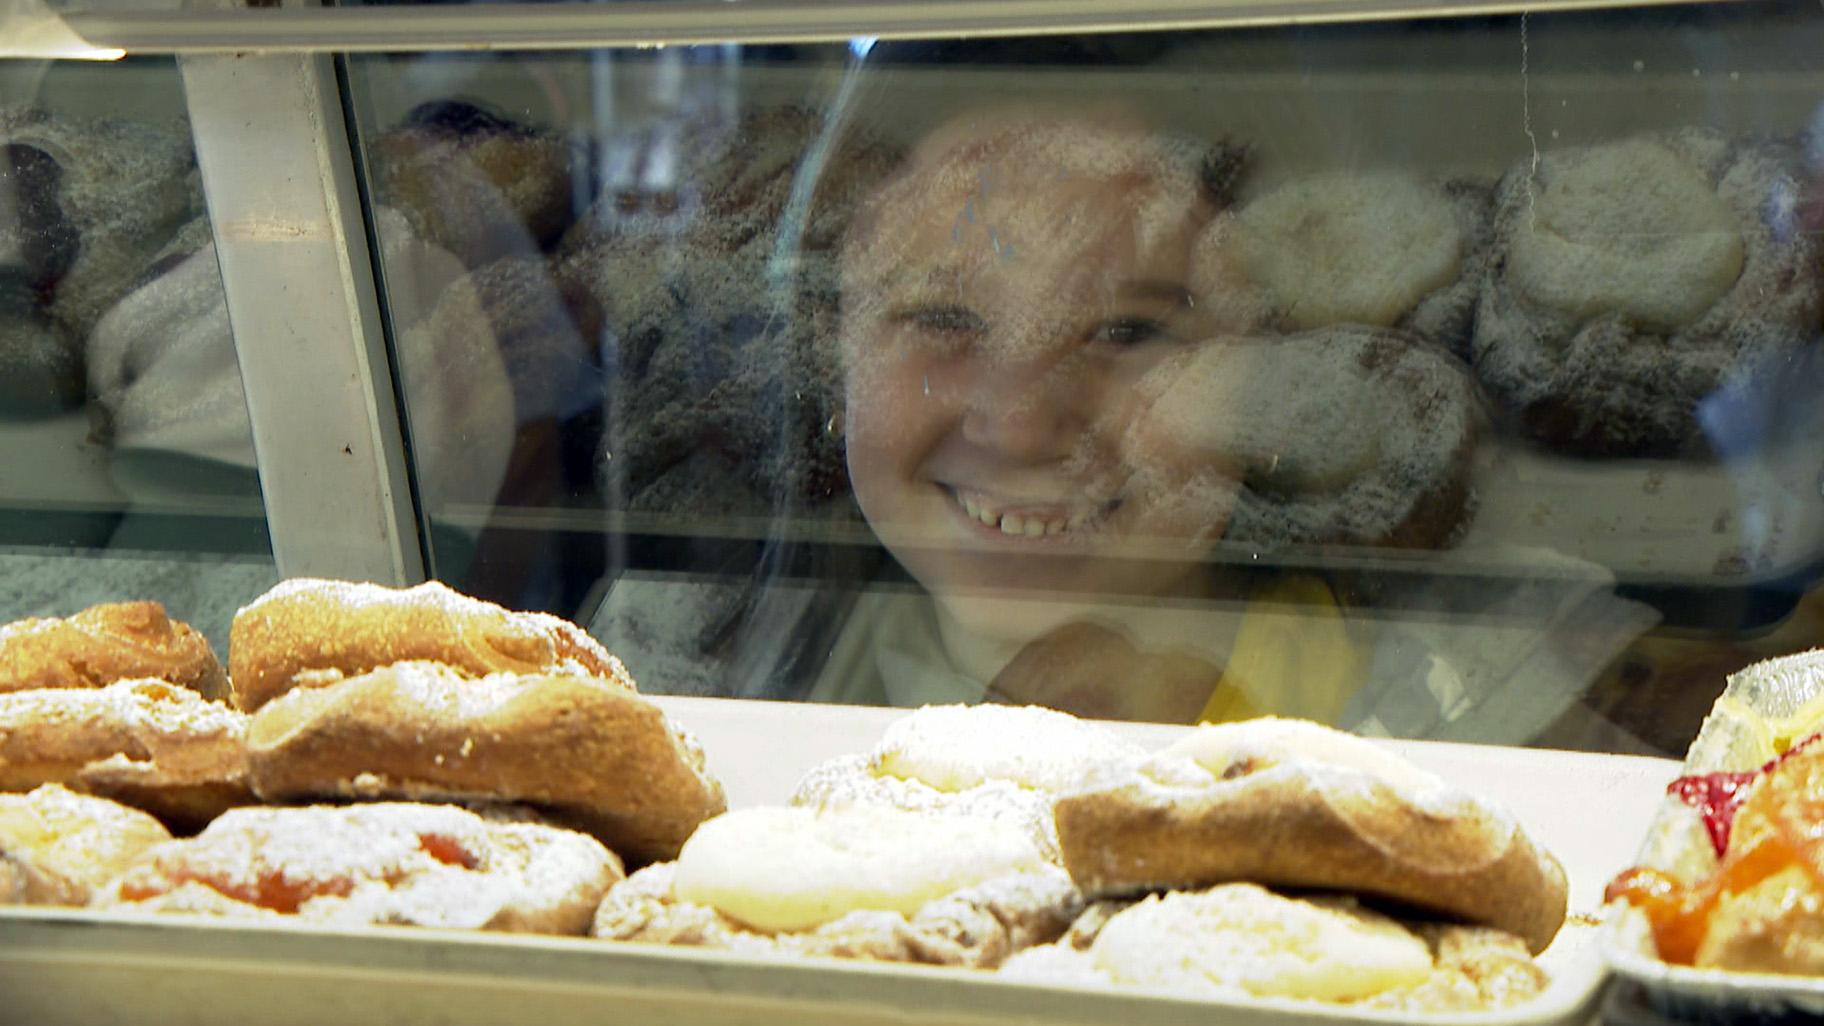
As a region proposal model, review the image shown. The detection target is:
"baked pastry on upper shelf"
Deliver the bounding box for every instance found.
[554,105,902,519]
[1473,129,1823,458]
[1125,324,1484,551]
[1053,717,1569,954]
[1000,881,1549,1013]
[231,577,727,862]
[1194,168,1493,352]
[245,659,727,864]
[1002,717,1564,1012]
[228,577,631,712]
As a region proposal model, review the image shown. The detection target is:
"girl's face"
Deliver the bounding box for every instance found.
[839,117,1253,638]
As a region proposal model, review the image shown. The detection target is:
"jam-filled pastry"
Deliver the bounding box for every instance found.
[1,784,172,905]
[1608,727,1824,975]
[1474,130,1823,457]
[0,601,229,700]
[593,805,1081,967]
[0,678,251,832]
[100,801,622,935]
[791,704,1143,862]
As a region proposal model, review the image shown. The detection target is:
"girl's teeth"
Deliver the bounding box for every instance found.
[954,488,1085,538]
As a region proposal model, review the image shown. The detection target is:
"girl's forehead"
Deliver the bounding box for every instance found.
[846,121,1214,293]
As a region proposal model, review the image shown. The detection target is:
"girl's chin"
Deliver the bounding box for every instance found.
[919,561,1209,642]
[929,589,1095,645]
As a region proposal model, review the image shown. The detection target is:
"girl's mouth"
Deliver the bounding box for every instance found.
[943,485,1117,540]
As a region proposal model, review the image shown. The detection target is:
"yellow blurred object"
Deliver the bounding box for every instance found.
[1201,575,1355,726]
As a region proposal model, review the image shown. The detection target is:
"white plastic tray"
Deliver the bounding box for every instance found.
[0,697,1681,1026]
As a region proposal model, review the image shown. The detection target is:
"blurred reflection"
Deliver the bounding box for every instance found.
[86,203,518,531]
[0,80,281,651]
[1,105,198,419]
[813,109,1531,726]
[583,102,1653,740]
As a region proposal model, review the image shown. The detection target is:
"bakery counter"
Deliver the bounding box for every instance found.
[0,696,1679,1026]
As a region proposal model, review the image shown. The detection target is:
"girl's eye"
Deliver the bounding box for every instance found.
[1093,317,1178,347]
[894,304,988,337]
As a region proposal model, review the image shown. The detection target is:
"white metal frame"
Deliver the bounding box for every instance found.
[178,52,425,584]
[20,0,1743,55]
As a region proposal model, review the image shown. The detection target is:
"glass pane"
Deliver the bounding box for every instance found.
[345,0,1824,753]
[1,54,279,655]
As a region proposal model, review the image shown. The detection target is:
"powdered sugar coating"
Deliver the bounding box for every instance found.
[102,802,621,934]
[0,678,245,772]
[0,784,171,904]
[795,755,1063,861]
[231,577,633,711]
[1134,718,1500,834]
[875,705,1145,794]
[791,705,1146,863]
[1000,887,1547,1012]
[1199,171,1492,349]
[0,678,250,829]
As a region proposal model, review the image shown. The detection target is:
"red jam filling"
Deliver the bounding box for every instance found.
[1666,731,1824,857]
[1609,732,1824,965]
[417,833,480,870]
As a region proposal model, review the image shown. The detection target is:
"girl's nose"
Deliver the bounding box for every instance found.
[958,357,1084,462]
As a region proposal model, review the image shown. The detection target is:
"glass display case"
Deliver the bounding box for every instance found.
[4,0,1824,1022]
